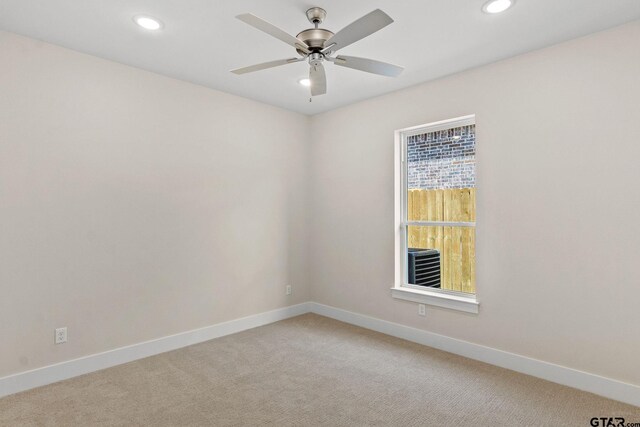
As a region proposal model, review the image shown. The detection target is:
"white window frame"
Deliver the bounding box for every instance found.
[391,115,479,314]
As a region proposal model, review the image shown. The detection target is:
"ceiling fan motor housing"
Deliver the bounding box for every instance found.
[296,28,334,54]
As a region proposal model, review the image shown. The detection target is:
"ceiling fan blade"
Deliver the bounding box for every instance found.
[333,55,404,77]
[322,9,393,53]
[236,14,310,54]
[309,62,327,96]
[231,57,304,75]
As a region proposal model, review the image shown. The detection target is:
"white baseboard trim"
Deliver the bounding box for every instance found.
[2,301,638,408]
[0,302,311,399]
[308,302,640,408]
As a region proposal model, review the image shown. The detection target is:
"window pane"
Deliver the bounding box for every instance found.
[406,124,475,220]
[407,225,475,294]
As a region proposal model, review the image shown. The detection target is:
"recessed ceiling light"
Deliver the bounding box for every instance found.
[133,15,163,31]
[298,78,311,87]
[482,0,514,14]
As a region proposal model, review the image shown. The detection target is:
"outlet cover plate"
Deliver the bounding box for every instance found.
[55,327,67,344]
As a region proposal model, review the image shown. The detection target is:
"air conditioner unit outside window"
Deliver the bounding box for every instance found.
[408,248,441,288]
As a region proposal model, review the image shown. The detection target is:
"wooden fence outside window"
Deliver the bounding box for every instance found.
[407,188,476,294]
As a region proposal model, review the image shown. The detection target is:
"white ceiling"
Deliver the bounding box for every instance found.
[1,0,639,115]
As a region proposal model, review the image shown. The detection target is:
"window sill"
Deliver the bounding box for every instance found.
[391,286,479,314]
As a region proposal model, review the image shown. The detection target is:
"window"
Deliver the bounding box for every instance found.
[392,115,479,313]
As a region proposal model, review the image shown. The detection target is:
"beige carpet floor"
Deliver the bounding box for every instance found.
[1,313,638,426]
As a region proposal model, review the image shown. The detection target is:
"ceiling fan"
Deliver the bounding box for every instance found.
[231,7,404,97]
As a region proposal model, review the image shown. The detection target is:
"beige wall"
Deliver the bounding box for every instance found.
[2,20,639,387]
[309,21,640,386]
[0,31,309,377]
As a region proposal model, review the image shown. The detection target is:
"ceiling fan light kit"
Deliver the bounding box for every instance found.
[231,7,404,97]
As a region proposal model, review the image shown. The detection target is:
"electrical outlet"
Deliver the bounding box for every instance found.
[418,304,426,317]
[286,285,292,295]
[55,327,67,344]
